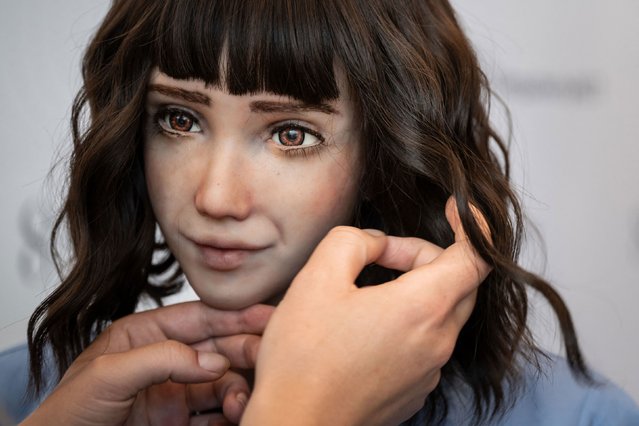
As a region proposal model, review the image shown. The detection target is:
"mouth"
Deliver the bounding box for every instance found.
[191,238,270,271]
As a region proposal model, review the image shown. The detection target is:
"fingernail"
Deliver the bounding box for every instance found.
[237,392,249,408]
[197,352,229,372]
[363,228,385,236]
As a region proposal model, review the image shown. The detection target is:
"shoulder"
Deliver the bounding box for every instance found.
[496,355,639,426]
[413,354,639,426]
[0,343,55,424]
[0,343,35,423]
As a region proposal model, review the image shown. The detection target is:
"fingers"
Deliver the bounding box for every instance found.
[144,301,272,341]
[79,341,230,400]
[389,197,491,307]
[192,334,261,369]
[145,381,190,424]
[88,302,274,355]
[413,236,491,296]
[295,226,388,287]
[374,236,444,271]
[392,243,487,310]
[190,413,233,426]
[186,370,250,424]
[216,370,251,424]
[435,197,492,293]
[445,196,492,244]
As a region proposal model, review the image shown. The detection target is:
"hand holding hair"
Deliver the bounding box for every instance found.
[241,198,491,426]
[21,302,274,426]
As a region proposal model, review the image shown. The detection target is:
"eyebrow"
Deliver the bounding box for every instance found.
[147,84,338,115]
[249,100,339,115]
[147,84,210,106]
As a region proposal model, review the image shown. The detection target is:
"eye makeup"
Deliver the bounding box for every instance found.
[269,121,326,153]
[148,103,330,157]
[151,106,203,138]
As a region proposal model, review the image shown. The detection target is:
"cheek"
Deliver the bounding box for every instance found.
[145,151,171,218]
[144,145,193,226]
[306,176,356,217]
[281,154,361,236]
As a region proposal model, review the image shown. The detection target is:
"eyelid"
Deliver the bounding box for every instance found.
[154,105,204,136]
[269,121,326,148]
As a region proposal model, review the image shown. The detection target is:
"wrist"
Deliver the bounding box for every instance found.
[241,386,324,426]
[241,379,361,426]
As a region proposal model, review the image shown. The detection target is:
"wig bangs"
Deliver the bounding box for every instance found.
[153,0,342,103]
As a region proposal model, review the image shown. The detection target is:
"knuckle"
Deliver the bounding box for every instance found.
[159,340,189,362]
[458,242,491,281]
[326,226,371,257]
[107,318,127,337]
[327,225,363,242]
[243,336,259,366]
[107,316,144,348]
[86,353,112,377]
[161,339,185,353]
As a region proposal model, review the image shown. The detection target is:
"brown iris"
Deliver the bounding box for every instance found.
[277,127,305,146]
[168,111,194,132]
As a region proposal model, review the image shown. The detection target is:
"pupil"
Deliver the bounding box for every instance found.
[281,128,303,146]
[171,113,191,131]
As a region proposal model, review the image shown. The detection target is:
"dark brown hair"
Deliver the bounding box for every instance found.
[28,0,590,423]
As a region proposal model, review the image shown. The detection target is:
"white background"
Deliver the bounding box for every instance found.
[1,0,637,402]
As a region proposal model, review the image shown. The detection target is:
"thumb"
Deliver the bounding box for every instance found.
[445,196,491,243]
[80,340,229,400]
[292,226,387,291]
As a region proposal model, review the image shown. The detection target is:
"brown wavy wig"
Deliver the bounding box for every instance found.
[28,0,591,423]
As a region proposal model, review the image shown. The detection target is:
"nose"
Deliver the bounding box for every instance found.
[194,143,253,221]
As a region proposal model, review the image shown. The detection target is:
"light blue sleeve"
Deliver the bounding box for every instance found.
[0,343,36,424]
[0,343,55,425]
[407,355,639,426]
[496,356,639,426]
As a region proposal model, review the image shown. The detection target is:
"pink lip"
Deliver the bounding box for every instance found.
[196,244,250,271]
[191,238,269,271]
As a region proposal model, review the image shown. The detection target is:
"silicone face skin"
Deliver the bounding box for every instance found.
[144,69,362,309]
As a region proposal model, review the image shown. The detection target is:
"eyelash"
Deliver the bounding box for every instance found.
[269,122,326,156]
[151,107,327,157]
[153,107,201,137]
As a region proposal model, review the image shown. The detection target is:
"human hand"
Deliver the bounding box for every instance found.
[22,302,273,426]
[242,198,491,426]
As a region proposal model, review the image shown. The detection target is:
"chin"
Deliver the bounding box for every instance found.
[196,287,285,310]
[184,266,292,310]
